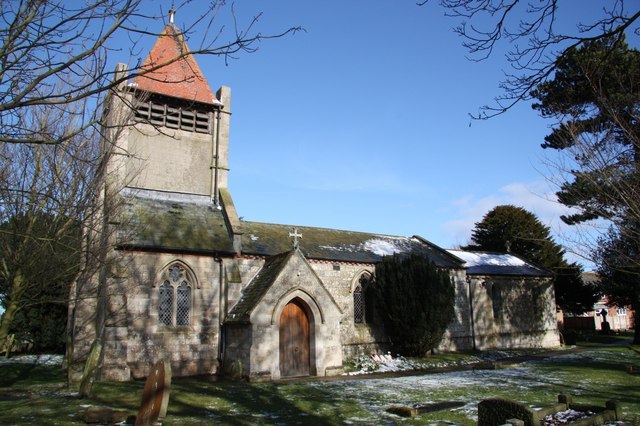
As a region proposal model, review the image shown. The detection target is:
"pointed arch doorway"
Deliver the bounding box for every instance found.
[279,298,310,377]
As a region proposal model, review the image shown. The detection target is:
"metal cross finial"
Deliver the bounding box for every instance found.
[169,6,176,24]
[289,228,302,249]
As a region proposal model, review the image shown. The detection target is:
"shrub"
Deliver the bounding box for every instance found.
[372,254,455,356]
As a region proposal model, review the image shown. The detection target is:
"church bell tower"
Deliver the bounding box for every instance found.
[107,18,231,206]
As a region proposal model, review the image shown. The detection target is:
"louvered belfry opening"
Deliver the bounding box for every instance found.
[134,93,213,134]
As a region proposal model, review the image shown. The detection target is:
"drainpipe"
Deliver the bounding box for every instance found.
[216,257,225,371]
[211,108,222,209]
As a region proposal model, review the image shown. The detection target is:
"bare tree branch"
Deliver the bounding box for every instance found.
[0,0,302,145]
[421,0,640,118]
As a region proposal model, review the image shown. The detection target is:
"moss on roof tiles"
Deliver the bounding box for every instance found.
[225,251,294,324]
[115,193,463,268]
[241,221,462,267]
[116,195,235,254]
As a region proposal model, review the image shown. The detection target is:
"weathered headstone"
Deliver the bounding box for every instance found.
[135,360,172,426]
[81,406,129,424]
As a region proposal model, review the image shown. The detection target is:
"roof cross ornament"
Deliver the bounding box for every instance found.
[169,6,176,24]
[289,228,302,249]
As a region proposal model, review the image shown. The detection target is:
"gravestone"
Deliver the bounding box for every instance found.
[135,360,172,426]
[80,360,172,425]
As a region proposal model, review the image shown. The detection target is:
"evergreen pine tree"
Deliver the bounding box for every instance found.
[465,205,597,314]
[372,254,455,356]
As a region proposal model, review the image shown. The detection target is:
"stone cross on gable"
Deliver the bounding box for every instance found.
[289,228,302,249]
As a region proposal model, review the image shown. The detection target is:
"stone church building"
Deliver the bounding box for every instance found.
[69,22,560,382]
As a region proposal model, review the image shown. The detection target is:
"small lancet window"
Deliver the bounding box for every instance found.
[158,281,174,326]
[176,281,191,326]
[157,263,193,327]
[353,286,365,324]
[354,273,373,324]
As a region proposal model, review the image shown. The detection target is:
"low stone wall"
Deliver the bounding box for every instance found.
[478,394,621,426]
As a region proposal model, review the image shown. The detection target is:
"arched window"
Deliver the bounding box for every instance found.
[353,285,365,324]
[354,273,373,324]
[157,263,193,327]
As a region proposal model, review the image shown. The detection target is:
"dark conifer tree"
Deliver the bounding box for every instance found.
[531,37,640,338]
[372,254,454,356]
[465,205,597,314]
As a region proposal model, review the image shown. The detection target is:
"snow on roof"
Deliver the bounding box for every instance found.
[318,236,411,256]
[361,237,410,256]
[447,250,526,267]
[446,249,550,277]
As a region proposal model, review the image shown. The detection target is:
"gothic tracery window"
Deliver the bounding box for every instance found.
[158,263,193,327]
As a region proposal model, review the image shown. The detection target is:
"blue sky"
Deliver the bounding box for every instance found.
[127,1,633,267]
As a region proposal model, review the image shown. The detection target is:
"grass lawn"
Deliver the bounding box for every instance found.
[0,341,639,425]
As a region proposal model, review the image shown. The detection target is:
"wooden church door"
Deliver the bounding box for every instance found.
[279,299,310,377]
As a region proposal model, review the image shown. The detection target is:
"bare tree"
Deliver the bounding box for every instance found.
[0,98,100,351]
[0,0,300,145]
[421,0,640,118]
[0,0,299,378]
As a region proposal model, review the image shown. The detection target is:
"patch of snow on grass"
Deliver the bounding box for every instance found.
[0,354,63,366]
[306,348,636,425]
[345,350,529,376]
[544,409,594,425]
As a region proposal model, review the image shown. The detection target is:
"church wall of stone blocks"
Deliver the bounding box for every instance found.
[69,22,560,382]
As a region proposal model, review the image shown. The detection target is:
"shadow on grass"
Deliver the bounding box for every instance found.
[0,364,65,387]
[91,376,344,424]
[165,378,341,425]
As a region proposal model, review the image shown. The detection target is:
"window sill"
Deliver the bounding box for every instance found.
[158,326,193,333]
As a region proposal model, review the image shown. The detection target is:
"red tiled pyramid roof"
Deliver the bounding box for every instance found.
[133,24,216,105]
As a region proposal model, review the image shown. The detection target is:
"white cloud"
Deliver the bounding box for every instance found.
[443,180,581,248]
[442,180,609,269]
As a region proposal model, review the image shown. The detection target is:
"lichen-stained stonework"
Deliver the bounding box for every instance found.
[69,21,560,383]
[96,252,224,381]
